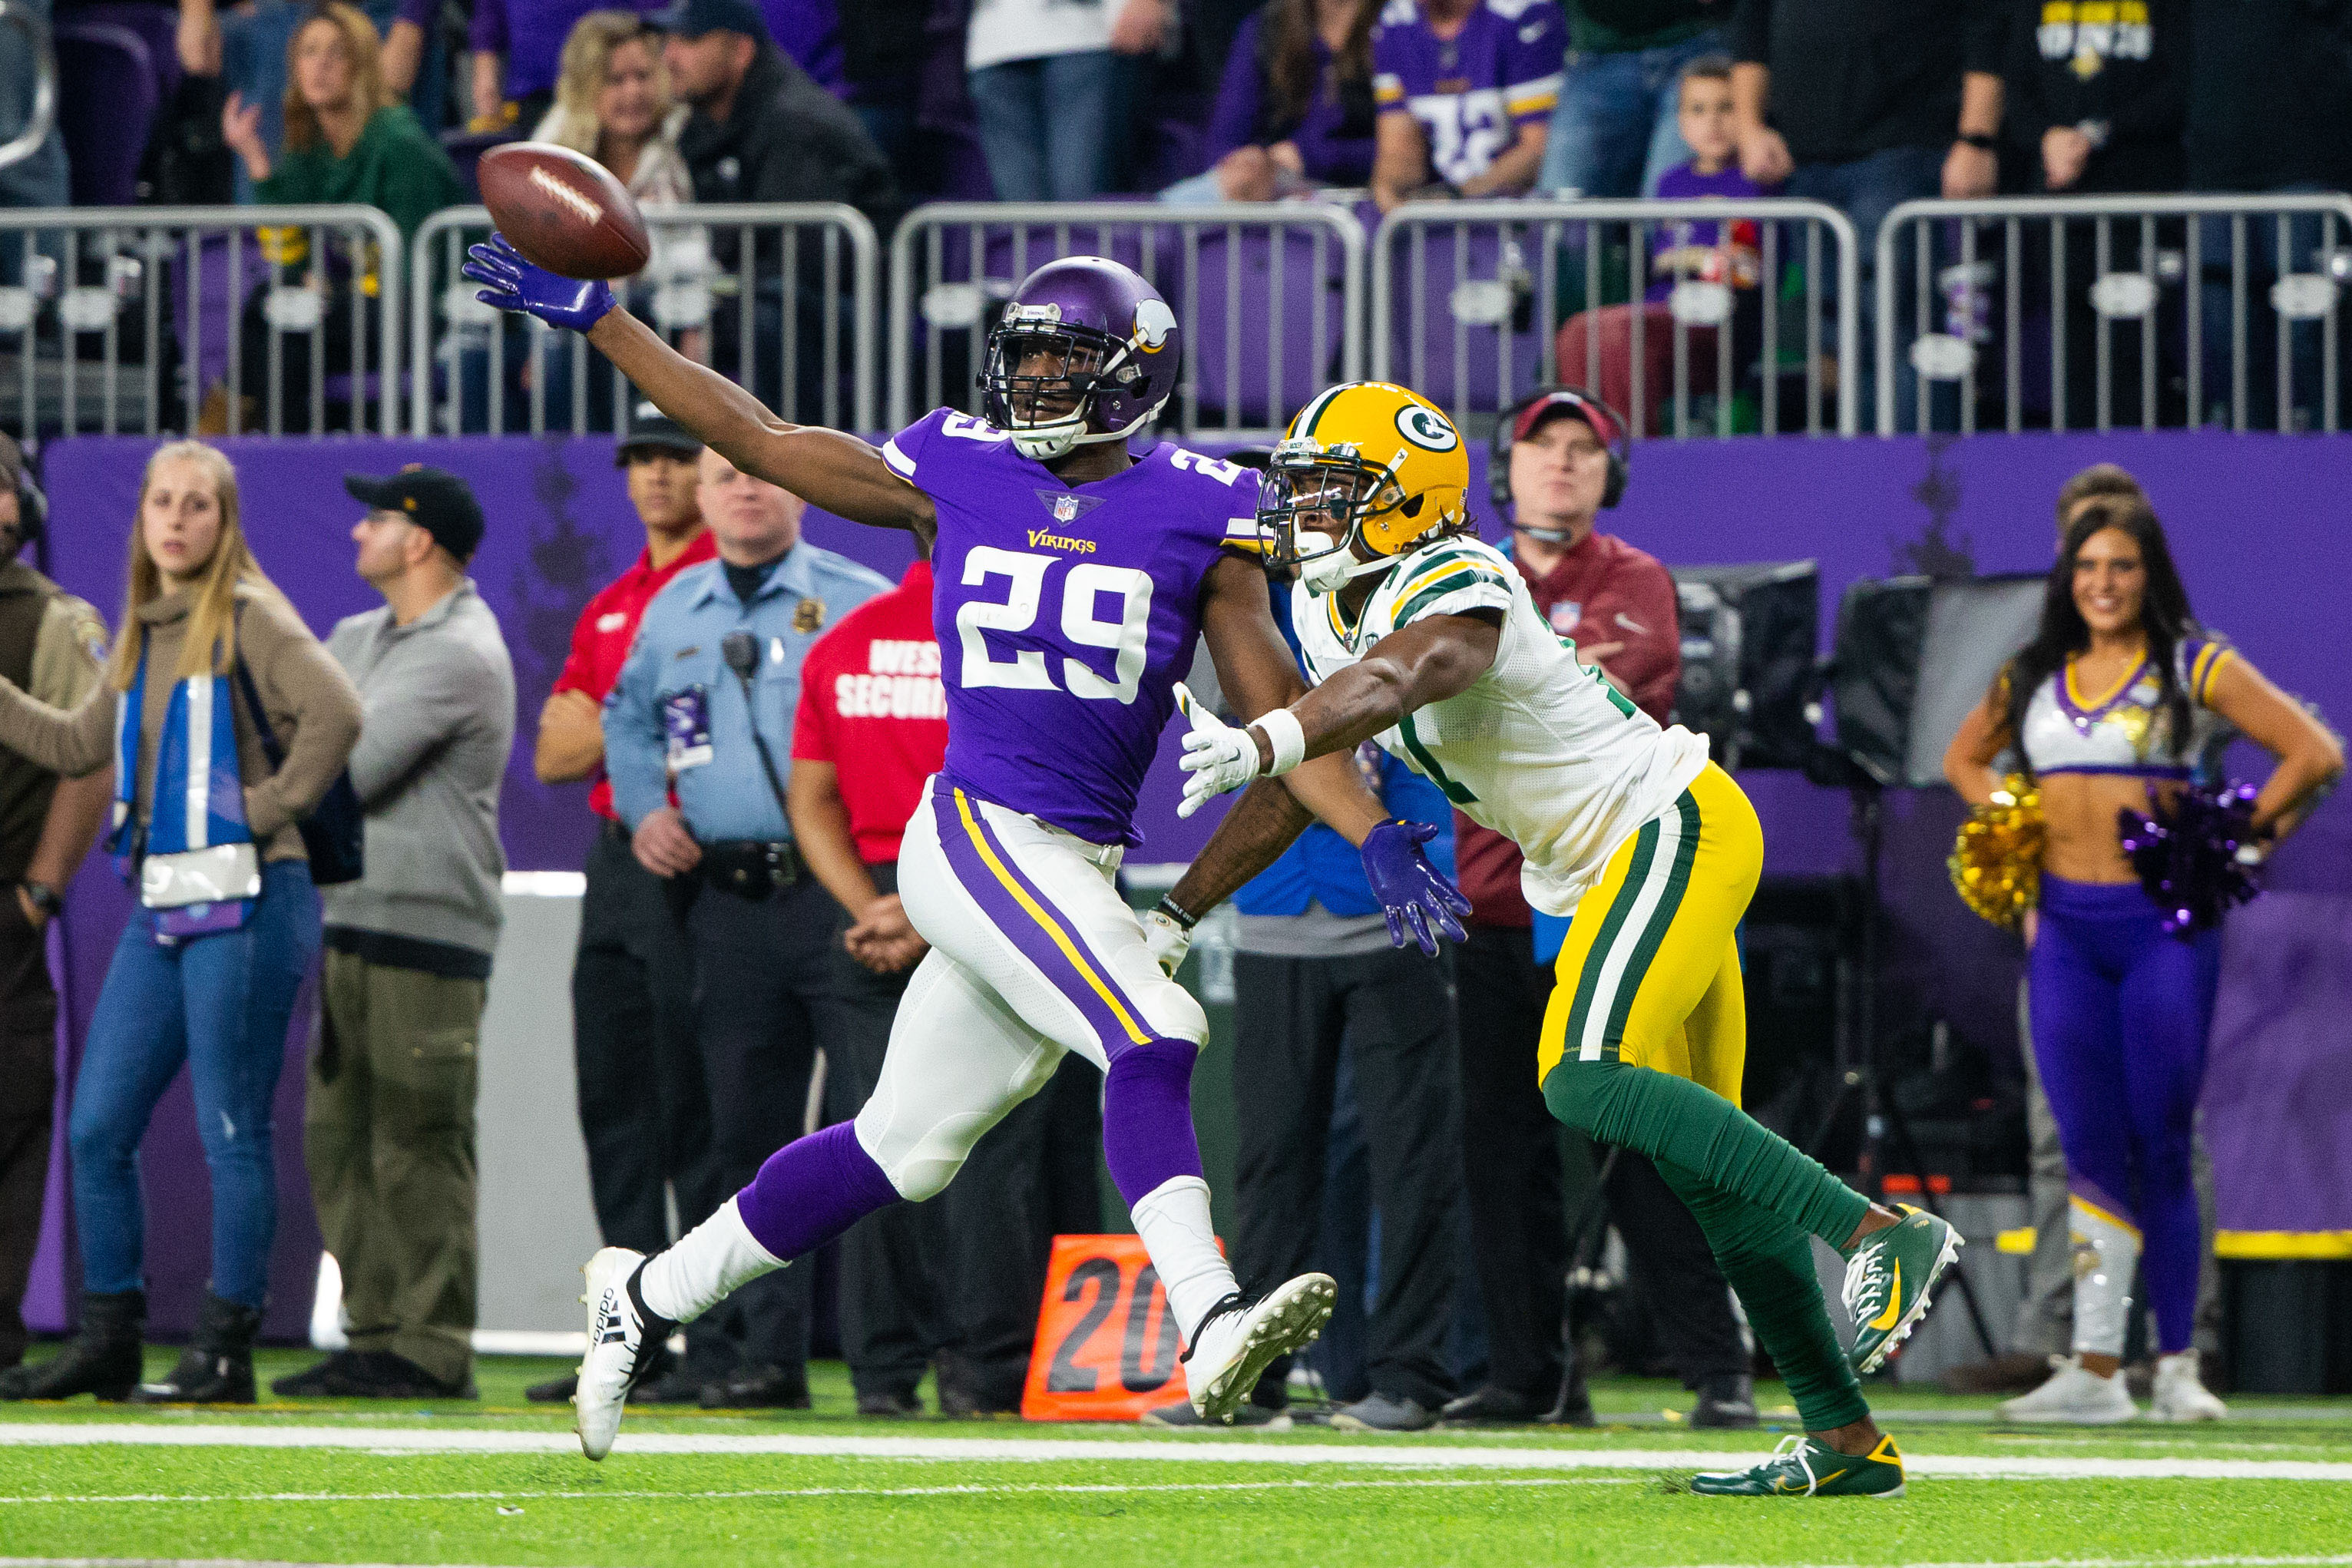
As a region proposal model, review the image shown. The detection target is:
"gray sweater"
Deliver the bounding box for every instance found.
[323,581,515,969]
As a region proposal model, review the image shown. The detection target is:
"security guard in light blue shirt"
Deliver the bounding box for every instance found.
[601,456,887,1408]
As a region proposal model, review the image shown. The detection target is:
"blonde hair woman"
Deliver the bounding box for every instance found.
[534,11,693,208]
[0,442,361,1407]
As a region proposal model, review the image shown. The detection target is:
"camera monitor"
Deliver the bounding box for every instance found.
[1671,561,1821,772]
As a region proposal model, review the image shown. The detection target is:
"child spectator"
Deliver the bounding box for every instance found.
[1556,55,1767,433]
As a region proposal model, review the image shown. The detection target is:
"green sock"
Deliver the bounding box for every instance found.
[1652,1156,1871,1434]
[1541,1056,1871,1251]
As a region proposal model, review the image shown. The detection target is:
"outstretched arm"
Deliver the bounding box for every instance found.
[1183,610,1502,805]
[463,237,933,538]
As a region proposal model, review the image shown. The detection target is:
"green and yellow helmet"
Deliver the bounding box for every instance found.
[1258,382,1471,593]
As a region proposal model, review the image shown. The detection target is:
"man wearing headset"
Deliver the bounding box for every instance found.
[0,437,114,1380]
[1440,387,1756,1430]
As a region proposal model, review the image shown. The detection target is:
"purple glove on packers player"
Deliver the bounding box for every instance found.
[1361,818,1470,955]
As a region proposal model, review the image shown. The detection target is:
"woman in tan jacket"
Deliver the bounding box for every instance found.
[0,441,360,1405]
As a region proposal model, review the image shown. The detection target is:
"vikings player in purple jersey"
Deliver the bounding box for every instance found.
[461,236,1468,1454]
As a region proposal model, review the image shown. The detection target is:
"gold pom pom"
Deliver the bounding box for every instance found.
[1949,775,2045,933]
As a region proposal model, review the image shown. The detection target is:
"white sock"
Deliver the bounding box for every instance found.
[637,1197,784,1325]
[1130,1175,1237,1344]
[2068,1196,2142,1363]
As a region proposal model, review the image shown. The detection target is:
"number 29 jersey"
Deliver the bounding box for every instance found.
[882,409,1264,846]
[1293,534,1711,915]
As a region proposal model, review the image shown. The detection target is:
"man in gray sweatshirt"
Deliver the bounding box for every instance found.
[276,467,515,1401]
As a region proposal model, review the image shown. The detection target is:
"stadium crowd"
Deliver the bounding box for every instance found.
[0,1,2347,246]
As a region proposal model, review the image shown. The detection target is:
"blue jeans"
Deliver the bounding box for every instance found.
[1785,144,1944,431]
[71,861,322,1308]
[968,51,1122,201]
[1537,32,1722,200]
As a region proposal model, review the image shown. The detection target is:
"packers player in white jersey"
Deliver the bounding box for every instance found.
[1158,382,1959,1498]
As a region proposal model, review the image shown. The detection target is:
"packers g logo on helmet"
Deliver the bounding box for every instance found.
[1258,382,1471,593]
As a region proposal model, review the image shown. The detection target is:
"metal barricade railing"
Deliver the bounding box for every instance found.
[412,203,878,437]
[1876,195,2352,436]
[0,204,404,438]
[1373,199,1861,438]
[887,201,1367,440]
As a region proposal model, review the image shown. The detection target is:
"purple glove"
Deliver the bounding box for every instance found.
[1361,818,1470,956]
[461,233,615,332]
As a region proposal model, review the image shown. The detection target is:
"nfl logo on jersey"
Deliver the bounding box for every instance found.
[1052,494,1081,523]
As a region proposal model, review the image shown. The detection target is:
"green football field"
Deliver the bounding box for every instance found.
[2,1353,2348,1567]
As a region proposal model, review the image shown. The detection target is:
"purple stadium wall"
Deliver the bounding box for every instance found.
[22,430,2352,1338]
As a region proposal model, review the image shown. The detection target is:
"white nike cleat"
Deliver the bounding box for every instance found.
[1997,1355,2138,1424]
[575,1246,676,1461]
[1181,1274,1336,1425]
[2149,1349,2228,1422]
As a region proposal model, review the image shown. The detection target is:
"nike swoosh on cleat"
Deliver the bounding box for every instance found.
[1867,1262,1903,1331]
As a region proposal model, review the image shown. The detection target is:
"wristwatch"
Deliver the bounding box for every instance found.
[21,881,59,919]
[1958,132,1998,152]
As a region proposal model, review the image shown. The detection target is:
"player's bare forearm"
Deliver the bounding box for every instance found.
[586,309,934,535]
[1285,613,1500,761]
[1168,777,1313,917]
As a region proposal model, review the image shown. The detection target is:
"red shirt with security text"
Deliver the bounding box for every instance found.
[1455,528,1682,927]
[790,560,946,865]
[554,529,718,821]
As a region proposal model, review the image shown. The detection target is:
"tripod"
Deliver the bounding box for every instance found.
[1798,781,1998,1363]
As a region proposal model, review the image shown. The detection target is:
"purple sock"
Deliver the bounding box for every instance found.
[1101,1037,1206,1207]
[734,1122,902,1261]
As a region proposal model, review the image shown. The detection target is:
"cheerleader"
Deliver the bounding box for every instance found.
[1946,498,2341,1422]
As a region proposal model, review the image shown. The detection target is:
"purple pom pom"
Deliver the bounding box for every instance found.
[2116,782,2264,937]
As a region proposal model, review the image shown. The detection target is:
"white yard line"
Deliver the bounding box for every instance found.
[2,1424,2349,1481]
[0,1476,1639,1507]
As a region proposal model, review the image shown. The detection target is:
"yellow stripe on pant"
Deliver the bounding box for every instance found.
[1535,762,1763,1103]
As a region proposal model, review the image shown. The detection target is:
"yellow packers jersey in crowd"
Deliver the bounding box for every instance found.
[1292,533,1711,915]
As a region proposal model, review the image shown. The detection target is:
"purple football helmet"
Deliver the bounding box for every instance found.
[979,257,1182,460]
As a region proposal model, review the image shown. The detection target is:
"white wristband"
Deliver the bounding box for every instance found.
[1252,707,1307,777]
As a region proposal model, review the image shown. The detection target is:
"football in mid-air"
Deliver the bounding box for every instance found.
[478,142,650,281]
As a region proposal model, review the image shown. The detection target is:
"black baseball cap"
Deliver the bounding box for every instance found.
[648,0,768,40]
[346,466,486,564]
[617,408,704,465]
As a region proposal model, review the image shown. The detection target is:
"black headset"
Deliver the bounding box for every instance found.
[1489,385,1630,514]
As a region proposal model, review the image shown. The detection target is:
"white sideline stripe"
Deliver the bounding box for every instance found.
[0,1477,1639,1507]
[1660,1560,2352,1568]
[2,1425,2350,1480]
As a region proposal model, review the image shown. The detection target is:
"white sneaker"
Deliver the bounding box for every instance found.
[1181,1274,1335,1425]
[1996,1355,2138,1424]
[575,1246,674,1461]
[2150,1349,2228,1422]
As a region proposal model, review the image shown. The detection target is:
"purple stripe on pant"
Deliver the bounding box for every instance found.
[930,781,1150,1056]
[930,781,1205,1206]
[2029,873,2220,1355]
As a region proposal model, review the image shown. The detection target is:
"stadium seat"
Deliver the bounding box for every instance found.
[53,20,163,207]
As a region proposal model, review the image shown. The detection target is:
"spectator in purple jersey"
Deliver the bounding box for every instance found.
[1557,56,1765,432]
[1161,0,1378,203]
[1368,0,1564,212]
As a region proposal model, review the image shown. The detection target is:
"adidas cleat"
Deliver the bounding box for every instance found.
[1688,1434,1907,1498]
[1842,1205,1962,1375]
[1180,1274,1335,1426]
[575,1247,676,1461]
